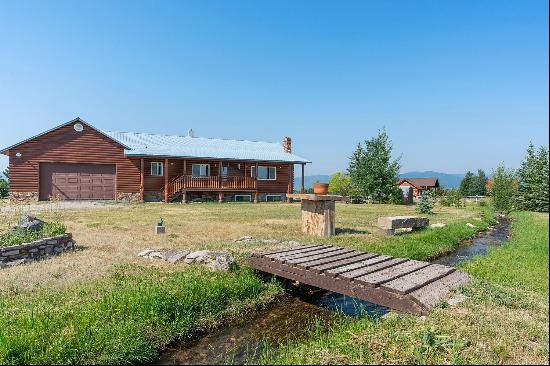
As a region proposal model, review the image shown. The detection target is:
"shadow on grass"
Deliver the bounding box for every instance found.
[335,228,371,235]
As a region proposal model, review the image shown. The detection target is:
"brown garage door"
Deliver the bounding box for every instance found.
[39,163,116,200]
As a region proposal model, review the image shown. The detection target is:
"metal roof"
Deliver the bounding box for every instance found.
[102,130,311,163]
[398,178,440,188]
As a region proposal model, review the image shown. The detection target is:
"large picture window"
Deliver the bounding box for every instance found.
[192,164,210,177]
[151,162,163,176]
[251,166,276,180]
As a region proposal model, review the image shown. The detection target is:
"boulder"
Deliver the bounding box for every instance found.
[430,223,448,228]
[378,216,429,235]
[164,251,190,263]
[147,251,165,259]
[185,250,235,271]
[137,248,155,257]
[16,216,45,231]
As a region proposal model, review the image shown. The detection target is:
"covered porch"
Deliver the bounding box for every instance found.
[136,157,307,202]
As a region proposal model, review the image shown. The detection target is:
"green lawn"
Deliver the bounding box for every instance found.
[1,202,539,365]
[257,211,549,365]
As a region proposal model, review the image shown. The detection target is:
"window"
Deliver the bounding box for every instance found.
[221,165,228,177]
[265,194,283,202]
[251,166,276,180]
[235,194,252,202]
[192,164,210,177]
[151,162,163,176]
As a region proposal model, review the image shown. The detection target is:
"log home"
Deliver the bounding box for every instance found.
[1,118,311,203]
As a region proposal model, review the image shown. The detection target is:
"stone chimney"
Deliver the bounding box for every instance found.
[282,136,292,153]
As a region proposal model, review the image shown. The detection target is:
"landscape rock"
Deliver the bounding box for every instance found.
[184,250,235,271]
[377,216,429,230]
[184,250,212,264]
[164,251,190,263]
[147,251,165,259]
[447,293,467,307]
[430,223,448,228]
[137,248,155,257]
[466,223,476,228]
[15,215,46,231]
[234,236,254,242]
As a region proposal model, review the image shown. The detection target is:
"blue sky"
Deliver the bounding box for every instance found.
[0,0,548,176]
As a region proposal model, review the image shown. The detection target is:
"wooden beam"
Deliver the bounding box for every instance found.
[301,163,305,194]
[183,159,186,175]
[164,158,169,203]
[140,158,144,201]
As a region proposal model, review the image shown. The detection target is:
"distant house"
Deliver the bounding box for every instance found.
[397,178,440,199]
[1,118,311,203]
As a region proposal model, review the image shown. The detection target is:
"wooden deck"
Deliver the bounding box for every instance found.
[250,244,470,315]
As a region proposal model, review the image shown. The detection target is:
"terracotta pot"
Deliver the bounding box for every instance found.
[313,182,329,195]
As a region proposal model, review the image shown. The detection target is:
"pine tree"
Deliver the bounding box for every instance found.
[348,129,402,203]
[517,144,549,212]
[459,171,475,196]
[416,190,435,214]
[473,169,488,196]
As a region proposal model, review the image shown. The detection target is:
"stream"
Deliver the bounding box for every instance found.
[158,217,510,365]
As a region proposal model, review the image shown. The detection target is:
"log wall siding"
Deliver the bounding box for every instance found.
[143,158,292,194]
[8,124,140,193]
[7,123,294,198]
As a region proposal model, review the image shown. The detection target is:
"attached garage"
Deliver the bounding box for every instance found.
[39,163,116,200]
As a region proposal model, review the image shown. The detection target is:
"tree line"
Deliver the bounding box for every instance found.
[328,130,548,214]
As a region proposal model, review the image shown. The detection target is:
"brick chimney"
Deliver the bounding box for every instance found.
[282,136,292,153]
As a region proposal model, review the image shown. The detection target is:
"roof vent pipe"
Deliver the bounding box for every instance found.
[187,128,195,138]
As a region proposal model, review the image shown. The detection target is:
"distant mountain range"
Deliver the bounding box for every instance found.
[295,171,464,189]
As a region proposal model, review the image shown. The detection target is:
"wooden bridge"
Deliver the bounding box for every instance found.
[250,244,470,315]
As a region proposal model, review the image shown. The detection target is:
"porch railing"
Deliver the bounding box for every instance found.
[168,175,257,197]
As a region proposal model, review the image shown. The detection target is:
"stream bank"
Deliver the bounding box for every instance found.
[158,216,510,365]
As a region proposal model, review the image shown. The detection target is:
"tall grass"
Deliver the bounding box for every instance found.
[462,211,549,295]
[0,265,281,364]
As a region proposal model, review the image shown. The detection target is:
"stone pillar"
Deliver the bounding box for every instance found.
[301,200,336,237]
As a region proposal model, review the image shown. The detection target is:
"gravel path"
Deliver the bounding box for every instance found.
[0,201,124,213]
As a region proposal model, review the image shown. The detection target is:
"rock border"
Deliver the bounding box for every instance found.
[0,233,75,268]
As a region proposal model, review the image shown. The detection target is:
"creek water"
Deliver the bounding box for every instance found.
[158,217,510,365]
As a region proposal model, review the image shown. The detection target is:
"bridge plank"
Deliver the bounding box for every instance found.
[309,253,379,273]
[381,264,455,294]
[355,260,430,287]
[326,255,395,277]
[275,246,344,262]
[286,248,354,265]
[260,244,323,256]
[409,271,470,309]
[265,245,332,259]
[338,257,407,280]
[298,251,368,270]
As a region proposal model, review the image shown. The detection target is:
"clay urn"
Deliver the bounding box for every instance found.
[313,182,329,195]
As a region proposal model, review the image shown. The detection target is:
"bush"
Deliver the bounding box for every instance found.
[440,189,463,207]
[0,222,66,248]
[0,179,8,198]
[490,164,517,214]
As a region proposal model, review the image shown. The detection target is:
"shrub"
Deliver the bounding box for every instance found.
[440,189,463,207]
[490,164,517,214]
[0,178,8,198]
